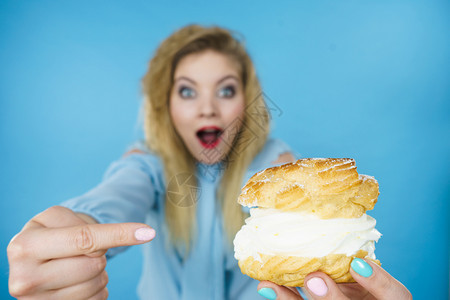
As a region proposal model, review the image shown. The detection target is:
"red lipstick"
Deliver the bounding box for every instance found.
[196,126,223,149]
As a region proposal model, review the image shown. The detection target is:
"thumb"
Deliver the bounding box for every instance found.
[303,273,349,300]
[257,281,303,300]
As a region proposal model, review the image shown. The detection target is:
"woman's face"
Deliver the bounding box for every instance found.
[169,50,245,164]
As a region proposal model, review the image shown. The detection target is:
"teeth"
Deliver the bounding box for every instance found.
[203,129,218,133]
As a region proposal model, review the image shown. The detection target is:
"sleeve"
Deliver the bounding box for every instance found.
[60,153,164,258]
[227,272,261,300]
[245,138,294,183]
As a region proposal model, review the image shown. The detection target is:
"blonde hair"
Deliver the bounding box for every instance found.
[142,24,269,255]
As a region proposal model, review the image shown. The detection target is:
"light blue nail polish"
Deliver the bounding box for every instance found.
[296,287,309,299]
[258,287,277,300]
[351,258,373,277]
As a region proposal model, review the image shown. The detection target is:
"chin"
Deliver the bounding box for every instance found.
[193,143,228,165]
[196,154,223,165]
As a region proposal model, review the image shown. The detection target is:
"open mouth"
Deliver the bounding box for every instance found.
[196,126,223,148]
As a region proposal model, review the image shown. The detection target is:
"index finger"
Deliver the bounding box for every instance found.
[28,222,155,260]
[257,281,303,300]
[350,258,412,300]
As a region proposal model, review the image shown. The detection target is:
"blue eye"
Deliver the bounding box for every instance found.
[179,86,195,98]
[218,86,236,98]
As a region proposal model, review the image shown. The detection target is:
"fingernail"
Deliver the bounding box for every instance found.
[135,228,156,241]
[351,258,373,277]
[306,277,328,297]
[295,287,308,299]
[257,287,277,300]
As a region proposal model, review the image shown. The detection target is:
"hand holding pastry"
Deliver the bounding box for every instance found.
[233,158,411,299]
[256,258,412,299]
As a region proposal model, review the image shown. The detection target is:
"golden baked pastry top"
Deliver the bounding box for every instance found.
[238,158,379,218]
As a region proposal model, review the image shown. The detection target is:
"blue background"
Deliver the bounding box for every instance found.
[1,1,449,299]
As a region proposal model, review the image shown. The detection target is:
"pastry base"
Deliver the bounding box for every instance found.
[238,250,380,287]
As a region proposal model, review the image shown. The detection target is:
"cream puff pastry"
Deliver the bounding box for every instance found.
[233,158,381,286]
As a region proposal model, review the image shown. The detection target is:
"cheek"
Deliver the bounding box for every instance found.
[225,100,245,124]
[169,104,187,140]
[170,99,189,128]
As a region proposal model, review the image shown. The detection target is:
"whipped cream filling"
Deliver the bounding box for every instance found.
[234,208,381,262]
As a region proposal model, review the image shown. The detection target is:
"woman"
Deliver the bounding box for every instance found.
[7,24,411,300]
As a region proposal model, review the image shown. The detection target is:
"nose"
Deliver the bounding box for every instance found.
[198,96,218,118]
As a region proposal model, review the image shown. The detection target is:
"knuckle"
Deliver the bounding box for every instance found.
[90,287,109,300]
[87,289,106,300]
[7,238,29,261]
[9,276,37,297]
[8,280,25,297]
[114,224,129,244]
[41,205,69,219]
[375,271,397,295]
[101,271,109,287]
[378,275,392,291]
[75,226,96,252]
[98,255,107,271]
[91,256,107,274]
[45,205,63,214]
[92,272,109,292]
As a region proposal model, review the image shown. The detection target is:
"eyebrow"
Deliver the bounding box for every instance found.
[174,75,239,86]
